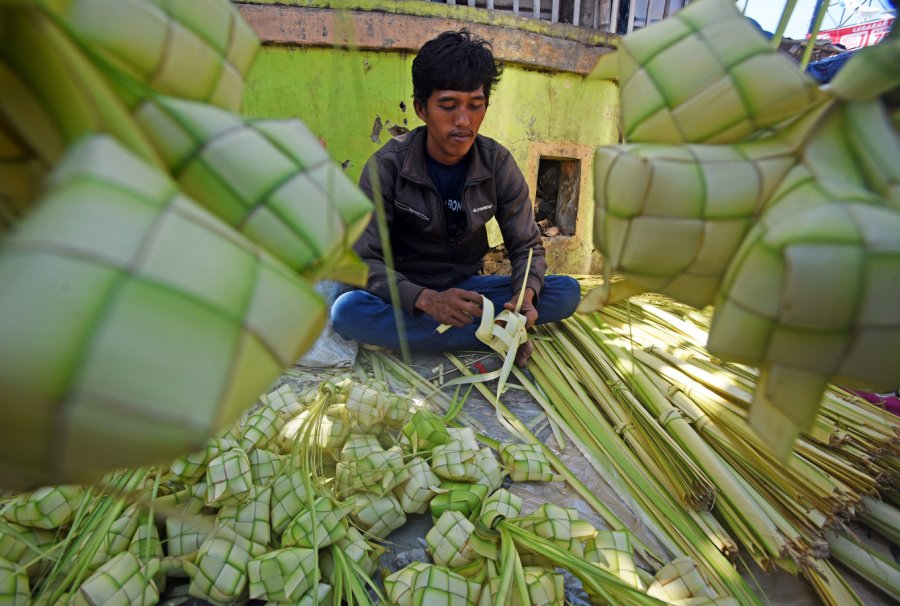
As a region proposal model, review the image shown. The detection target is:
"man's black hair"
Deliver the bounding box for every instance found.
[412,29,503,106]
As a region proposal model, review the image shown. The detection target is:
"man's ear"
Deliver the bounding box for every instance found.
[413,100,426,121]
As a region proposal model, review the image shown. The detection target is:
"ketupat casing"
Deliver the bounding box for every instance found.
[0,0,372,484]
[0,136,326,486]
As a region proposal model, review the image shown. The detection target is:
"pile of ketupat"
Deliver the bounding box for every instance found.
[582,0,900,458]
[0,0,372,487]
[0,377,743,605]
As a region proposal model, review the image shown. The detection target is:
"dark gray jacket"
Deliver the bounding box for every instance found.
[355,126,546,314]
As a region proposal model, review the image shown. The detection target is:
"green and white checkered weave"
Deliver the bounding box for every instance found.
[647,556,718,602]
[430,440,480,483]
[410,563,483,606]
[346,382,384,430]
[591,138,798,309]
[363,447,410,492]
[155,482,207,516]
[0,556,30,606]
[336,527,379,576]
[523,566,565,606]
[393,456,440,514]
[430,482,489,523]
[74,551,159,606]
[384,561,431,606]
[584,530,643,589]
[319,526,380,584]
[0,522,56,577]
[269,470,310,538]
[1,485,83,529]
[88,503,141,571]
[205,447,254,506]
[338,447,408,497]
[239,405,285,452]
[586,0,900,458]
[347,493,406,540]
[216,486,271,546]
[316,408,352,451]
[0,136,325,485]
[499,444,559,483]
[170,438,237,485]
[403,410,451,452]
[281,497,348,549]
[128,508,165,591]
[524,504,597,542]
[339,434,384,462]
[479,489,523,528]
[334,460,368,499]
[380,392,413,429]
[605,0,825,145]
[164,513,215,558]
[187,525,265,605]
[708,192,900,453]
[45,0,259,112]
[276,411,308,454]
[262,384,304,418]
[134,96,372,283]
[446,428,479,453]
[129,508,163,562]
[247,448,284,487]
[470,448,505,493]
[482,566,565,606]
[292,582,333,606]
[426,511,481,570]
[247,546,318,602]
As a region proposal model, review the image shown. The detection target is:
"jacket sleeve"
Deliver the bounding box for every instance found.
[355,154,426,314]
[493,151,547,299]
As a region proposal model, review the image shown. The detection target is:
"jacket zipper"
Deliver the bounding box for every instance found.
[394,200,429,221]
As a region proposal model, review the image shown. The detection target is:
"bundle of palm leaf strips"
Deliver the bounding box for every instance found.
[524,289,899,606]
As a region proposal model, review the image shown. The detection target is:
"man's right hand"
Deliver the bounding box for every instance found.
[415,288,483,327]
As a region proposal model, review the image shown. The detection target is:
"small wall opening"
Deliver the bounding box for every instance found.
[534,156,580,237]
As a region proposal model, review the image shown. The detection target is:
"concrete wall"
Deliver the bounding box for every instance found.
[238,1,620,274]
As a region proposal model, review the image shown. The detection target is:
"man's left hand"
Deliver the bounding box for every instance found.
[503,288,538,329]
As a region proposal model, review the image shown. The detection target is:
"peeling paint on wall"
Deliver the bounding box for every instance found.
[370,115,383,143]
[387,124,409,137]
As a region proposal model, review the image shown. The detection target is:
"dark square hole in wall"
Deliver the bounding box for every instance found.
[534,157,580,237]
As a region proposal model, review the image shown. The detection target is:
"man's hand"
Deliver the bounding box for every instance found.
[501,288,538,367]
[504,288,538,329]
[416,288,483,327]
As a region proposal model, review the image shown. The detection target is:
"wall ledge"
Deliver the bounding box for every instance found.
[235,1,615,75]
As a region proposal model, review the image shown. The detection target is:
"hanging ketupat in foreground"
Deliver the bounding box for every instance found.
[0,0,372,486]
[582,0,900,457]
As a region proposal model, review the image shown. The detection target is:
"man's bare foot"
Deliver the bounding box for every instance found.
[515,339,534,367]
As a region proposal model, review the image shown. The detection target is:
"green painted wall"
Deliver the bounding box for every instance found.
[242,42,620,273]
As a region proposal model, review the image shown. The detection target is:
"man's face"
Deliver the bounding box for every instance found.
[414,86,487,165]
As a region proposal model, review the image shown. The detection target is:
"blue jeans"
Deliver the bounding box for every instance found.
[331,275,581,352]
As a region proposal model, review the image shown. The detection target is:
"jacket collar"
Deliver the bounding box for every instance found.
[400,126,493,186]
